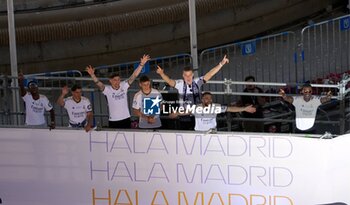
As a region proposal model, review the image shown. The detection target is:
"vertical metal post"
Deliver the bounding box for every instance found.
[7,0,20,125]
[188,0,199,75]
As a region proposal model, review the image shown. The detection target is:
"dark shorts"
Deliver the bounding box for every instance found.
[109,118,131,129]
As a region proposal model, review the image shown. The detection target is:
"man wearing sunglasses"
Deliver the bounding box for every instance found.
[18,73,55,129]
[279,83,332,132]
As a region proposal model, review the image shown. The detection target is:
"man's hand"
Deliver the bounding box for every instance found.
[18,72,24,82]
[169,112,178,119]
[61,86,69,96]
[156,65,164,75]
[327,90,332,98]
[49,121,56,130]
[86,65,95,76]
[84,125,92,132]
[147,116,156,124]
[279,89,286,97]
[140,54,151,66]
[244,105,256,113]
[219,55,229,66]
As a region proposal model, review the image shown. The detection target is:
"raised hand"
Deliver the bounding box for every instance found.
[156,65,164,75]
[279,89,286,96]
[220,55,229,66]
[85,65,95,76]
[61,86,69,96]
[140,54,151,66]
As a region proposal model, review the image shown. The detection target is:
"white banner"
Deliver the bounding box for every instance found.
[0,128,349,205]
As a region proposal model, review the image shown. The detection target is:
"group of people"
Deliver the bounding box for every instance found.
[18,54,333,133]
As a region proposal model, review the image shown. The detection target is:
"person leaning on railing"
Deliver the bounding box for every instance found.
[279,83,332,133]
[18,72,55,129]
[57,84,93,132]
[86,54,150,129]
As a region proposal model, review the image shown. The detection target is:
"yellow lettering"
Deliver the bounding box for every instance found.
[228,193,248,205]
[92,188,111,205]
[250,194,266,205]
[274,195,293,205]
[178,192,204,205]
[208,193,224,205]
[114,189,133,205]
[151,191,169,205]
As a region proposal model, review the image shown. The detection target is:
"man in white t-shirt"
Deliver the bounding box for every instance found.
[18,73,55,129]
[156,55,229,130]
[170,92,256,132]
[279,83,332,132]
[132,75,162,129]
[57,84,93,132]
[86,54,150,128]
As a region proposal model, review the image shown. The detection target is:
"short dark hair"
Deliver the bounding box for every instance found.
[183,67,193,72]
[302,83,312,89]
[71,84,82,91]
[109,73,120,79]
[139,75,150,83]
[245,76,255,82]
[202,92,212,97]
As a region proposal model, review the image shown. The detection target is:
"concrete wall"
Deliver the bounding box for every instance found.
[0,0,343,74]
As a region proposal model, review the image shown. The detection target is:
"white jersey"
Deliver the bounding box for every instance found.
[293,96,322,131]
[102,82,130,121]
[22,93,53,126]
[64,96,92,125]
[194,104,227,131]
[132,88,162,129]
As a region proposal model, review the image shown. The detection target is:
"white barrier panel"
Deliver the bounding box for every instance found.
[0,128,349,205]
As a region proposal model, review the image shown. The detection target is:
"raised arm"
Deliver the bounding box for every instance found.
[128,54,151,85]
[203,55,229,82]
[57,86,69,107]
[320,91,332,104]
[18,72,27,97]
[86,65,105,91]
[227,104,256,113]
[156,65,176,87]
[279,89,294,104]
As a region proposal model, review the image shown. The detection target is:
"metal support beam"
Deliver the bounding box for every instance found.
[7,0,20,125]
[188,0,199,74]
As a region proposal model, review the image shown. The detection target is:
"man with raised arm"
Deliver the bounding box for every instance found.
[156,55,229,130]
[170,92,256,132]
[18,73,55,129]
[57,84,93,132]
[279,83,332,132]
[86,54,151,128]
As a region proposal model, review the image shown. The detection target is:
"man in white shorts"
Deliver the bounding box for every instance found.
[132,75,162,129]
[86,54,150,128]
[18,73,55,129]
[279,83,332,132]
[57,84,93,132]
[156,55,230,130]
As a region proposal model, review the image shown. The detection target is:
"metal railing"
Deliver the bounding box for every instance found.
[0,74,349,134]
[301,14,350,83]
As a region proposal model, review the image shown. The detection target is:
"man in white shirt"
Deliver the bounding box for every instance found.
[279,83,332,132]
[132,75,162,129]
[156,55,229,130]
[57,84,93,132]
[171,92,256,132]
[86,54,150,128]
[18,73,55,129]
